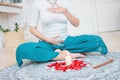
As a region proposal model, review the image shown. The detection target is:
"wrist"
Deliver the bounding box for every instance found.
[44,38,49,42]
[63,9,68,15]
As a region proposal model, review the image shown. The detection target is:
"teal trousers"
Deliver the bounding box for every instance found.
[16,35,108,67]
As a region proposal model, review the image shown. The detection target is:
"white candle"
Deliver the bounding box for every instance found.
[65,51,72,66]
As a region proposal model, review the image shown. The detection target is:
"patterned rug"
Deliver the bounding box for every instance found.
[0,52,120,80]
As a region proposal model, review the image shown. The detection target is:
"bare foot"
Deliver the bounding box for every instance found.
[52,50,66,60]
[60,50,85,59]
[53,50,85,60]
[70,53,85,59]
[55,49,61,53]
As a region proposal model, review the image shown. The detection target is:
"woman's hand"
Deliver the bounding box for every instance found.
[47,4,79,27]
[45,36,64,44]
[47,4,67,14]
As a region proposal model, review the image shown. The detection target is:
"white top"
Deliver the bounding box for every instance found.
[29,0,76,40]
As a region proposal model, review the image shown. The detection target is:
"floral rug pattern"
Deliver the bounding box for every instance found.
[0,52,120,80]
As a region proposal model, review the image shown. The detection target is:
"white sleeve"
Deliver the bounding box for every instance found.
[29,1,40,27]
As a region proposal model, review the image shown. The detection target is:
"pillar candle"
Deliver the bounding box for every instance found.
[65,51,72,66]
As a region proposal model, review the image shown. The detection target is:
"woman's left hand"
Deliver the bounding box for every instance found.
[47,4,67,14]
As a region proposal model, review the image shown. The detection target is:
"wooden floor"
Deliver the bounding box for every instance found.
[98,31,120,52]
[0,48,16,70]
[0,31,120,70]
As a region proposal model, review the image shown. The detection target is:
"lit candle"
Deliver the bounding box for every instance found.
[65,51,72,66]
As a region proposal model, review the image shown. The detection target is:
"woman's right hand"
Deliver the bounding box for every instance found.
[45,36,64,45]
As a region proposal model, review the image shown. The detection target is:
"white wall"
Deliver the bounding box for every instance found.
[68,0,98,35]
[68,0,120,34]
[96,0,120,32]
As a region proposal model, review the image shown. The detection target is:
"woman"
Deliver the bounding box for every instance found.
[16,0,108,67]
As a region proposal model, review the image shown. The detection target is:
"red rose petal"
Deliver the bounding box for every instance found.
[47,60,88,72]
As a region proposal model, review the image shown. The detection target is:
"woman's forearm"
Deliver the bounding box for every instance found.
[63,9,80,27]
[30,26,47,41]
